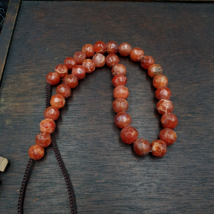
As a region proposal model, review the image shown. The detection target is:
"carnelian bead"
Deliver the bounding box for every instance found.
[121,126,138,144]
[73,51,86,65]
[151,140,167,157]
[36,132,52,148]
[29,145,44,160]
[111,64,127,76]
[130,47,144,62]
[105,54,120,68]
[155,86,171,100]
[134,138,151,156]
[92,53,105,68]
[64,57,77,70]
[63,74,79,89]
[161,113,178,129]
[159,128,177,146]
[94,41,106,54]
[148,64,163,78]
[40,118,56,134]
[82,59,96,73]
[114,112,132,129]
[50,94,65,109]
[119,42,132,56]
[157,99,174,115]
[113,98,129,113]
[106,41,119,54]
[46,72,60,85]
[55,64,68,78]
[44,106,60,120]
[82,44,94,58]
[113,85,129,99]
[112,75,127,87]
[140,56,155,69]
[153,74,168,89]
[56,84,71,98]
[72,65,86,80]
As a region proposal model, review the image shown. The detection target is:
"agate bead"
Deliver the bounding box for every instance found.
[111,64,127,76]
[105,54,120,68]
[113,98,129,113]
[40,118,56,134]
[153,74,168,89]
[112,75,127,87]
[82,44,94,58]
[159,128,177,146]
[36,132,52,148]
[82,59,96,73]
[119,42,132,56]
[72,65,86,80]
[63,74,79,89]
[114,112,132,129]
[106,41,119,54]
[121,126,138,144]
[130,47,144,62]
[155,86,171,100]
[161,113,178,129]
[55,64,68,78]
[46,72,60,85]
[50,94,65,109]
[56,84,71,98]
[92,53,105,68]
[64,57,77,70]
[134,138,151,156]
[44,106,60,120]
[151,140,167,157]
[140,56,155,69]
[148,64,163,78]
[157,99,174,115]
[94,41,106,54]
[29,145,44,160]
[113,85,129,99]
[73,51,86,65]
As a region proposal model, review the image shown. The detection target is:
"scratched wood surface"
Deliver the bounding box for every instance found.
[0,1,214,214]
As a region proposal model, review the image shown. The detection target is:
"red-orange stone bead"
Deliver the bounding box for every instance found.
[46,72,60,85]
[50,94,65,109]
[140,56,155,69]
[130,47,144,62]
[72,65,86,80]
[92,53,105,68]
[82,44,94,58]
[151,140,167,157]
[119,42,132,56]
[112,75,127,87]
[82,59,95,73]
[44,106,60,120]
[64,57,77,70]
[161,113,178,129]
[106,41,119,54]
[121,126,138,144]
[153,74,168,89]
[111,64,127,76]
[148,64,163,78]
[36,132,52,148]
[40,118,56,134]
[105,54,120,68]
[159,128,177,146]
[113,98,129,113]
[56,84,71,98]
[94,41,106,54]
[73,51,86,65]
[157,99,174,115]
[63,74,79,89]
[114,112,132,129]
[134,138,151,156]
[29,145,44,160]
[55,64,68,78]
[155,86,171,100]
[113,85,129,99]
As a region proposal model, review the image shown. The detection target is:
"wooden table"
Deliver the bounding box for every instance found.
[0,1,214,213]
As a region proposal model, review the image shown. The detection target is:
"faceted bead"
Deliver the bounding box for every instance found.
[113,98,129,113]
[159,128,177,146]
[148,64,163,78]
[155,86,171,100]
[111,64,127,76]
[151,140,167,157]
[153,74,168,89]
[112,75,127,87]
[82,59,96,73]
[118,42,132,56]
[114,112,132,129]
[29,145,44,160]
[36,132,52,148]
[40,118,56,134]
[82,44,94,58]
[106,41,119,54]
[157,99,174,114]
[121,126,138,144]
[105,54,120,68]
[73,51,86,65]
[140,56,155,69]
[161,113,178,129]
[56,84,71,98]
[113,85,129,99]
[130,47,144,62]
[64,57,77,70]
[94,41,106,54]
[72,65,86,80]
[133,138,151,156]
[44,106,60,120]
[92,53,105,68]
[46,72,60,85]
[50,94,65,109]
[55,64,68,78]
[63,74,79,88]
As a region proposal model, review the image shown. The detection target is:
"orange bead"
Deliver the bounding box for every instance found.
[114,112,132,129]
[50,94,65,109]
[140,56,155,69]
[82,44,94,58]
[111,64,127,76]
[113,85,129,99]
[73,51,86,65]
[148,64,163,78]
[159,128,177,146]
[92,53,105,68]
[106,41,119,54]
[44,106,60,120]
[55,64,68,78]
[161,113,178,129]
[105,54,120,68]
[46,72,60,85]
[112,75,127,87]
[64,57,77,70]
[40,118,56,134]
[157,99,174,115]
[63,74,79,89]
[113,98,129,113]
[94,41,106,54]
[130,47,144,62]
[119,42,132,56]
[155,86,171,100]
[36,132,52,148]
[56,84,71,98]
[82,59,96,73]
[134,138,151,156]
[121,126,138,144]
[29,145,44,160]
[151,140,167,157]
[72,65,86,80]
[153,74,168,89]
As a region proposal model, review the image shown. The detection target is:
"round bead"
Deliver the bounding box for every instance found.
[140,56,155,69]
[92,53,105,68]
[111,64,127,76]
[112,75,127,87]
[82,59,96,73]
[55,64,68,78]
[157,99,174,114]
[72,65,86,80]
[159,128,177,146]
[56,84,71,98]
[82,44,94,58]
[63,74,79,89]
[121,126,138,144]
[113,85,129,99]
[119,42,132,56]
[29,145,44,160]
[44,106,60,120]
[151,140,167,157]
[46,72,60,85]
[36,132,52,148]
[40,118,56,134]
[148,64,163,78]
[73,51,86,65]
[50,94,65,109]
[105,54,120,68]
[130,47,144,62]
[114,112,132,129]
[153,74,168,89]
[94,41,106,54]
[161,113,178,129]
[106,41,119,54]
[133,138,151,156]
[113,98,129,113]
[155,86,171,100]
[64,57,77,70]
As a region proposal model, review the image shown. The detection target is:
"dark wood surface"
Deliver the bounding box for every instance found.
[0,1,214,214]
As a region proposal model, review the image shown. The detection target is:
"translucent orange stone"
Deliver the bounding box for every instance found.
[72,65,86,80]
[153,74,168,89]
[111,64,127,76]
[113,98,129,113]
[92,53,105,68]
[114,112,132,129]
[159,128,177,146]
[130,47,144,62]
[105,54,120,68]
[64,57,77,70]
[148,64,163,78]
[29,145,44,160]
[161,113,178,129]
[82,59,96,73]
[133,138,151,156]
[55,64,68,78]
[40,118,56,134]
[56,84,71,98]
[113,85,129,99]
[118,42,132,56]
[46,72,60,85]
[44,106,60,120]
[63,74,79,89]
[50,94,65,109]
[82,44,95,58]
[155,86,171,100]
[106,41,119,54]
[94,41,106,54]
[121,126,138,144]
[36,132,52,148]
[73,51,86,65]
[112,75,127,87]
[151,140,167,157]
[140,56,155,69]
[157,99,174,114]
